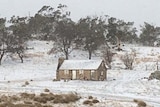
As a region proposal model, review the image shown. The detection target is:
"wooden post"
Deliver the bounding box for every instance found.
[156,61,159,70]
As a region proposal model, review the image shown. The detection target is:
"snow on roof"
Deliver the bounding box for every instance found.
[59,60,103,70]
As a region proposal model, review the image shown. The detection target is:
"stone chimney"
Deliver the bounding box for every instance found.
[57,57,65,70]
[56,57,65,80]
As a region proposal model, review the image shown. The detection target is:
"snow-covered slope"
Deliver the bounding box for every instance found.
[0,40,160,107]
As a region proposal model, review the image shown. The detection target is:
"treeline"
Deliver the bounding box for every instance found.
[0,4,160,65]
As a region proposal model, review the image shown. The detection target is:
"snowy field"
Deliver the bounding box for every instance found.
[0,40,160,107]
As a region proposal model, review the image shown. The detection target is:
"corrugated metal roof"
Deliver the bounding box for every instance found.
[59,60,103,70]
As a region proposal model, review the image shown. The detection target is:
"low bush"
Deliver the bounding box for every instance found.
[92,99,99,103]
[10,95,20,102]
[133,99,147,107]
[14,103,35,107]
[137,100,147,107]
[20,93,35,99]
[44,88,50,92]
[53,93,80,104]
[34,96,47,103]
[83,100,92,105]
[88,96,93,99]
[25,81,29,85]
[24,101,32,104]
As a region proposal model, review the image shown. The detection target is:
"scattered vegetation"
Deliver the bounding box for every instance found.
[20,93,35,99]
[88,96,93,99]
[25,81,29,85]
[22,81,30,87]
[83,96,100,106]
[53,93,80,104]
[121,52,135,70]
[83,100,92,105]
[0,92,81,107]
[92,99,100,103]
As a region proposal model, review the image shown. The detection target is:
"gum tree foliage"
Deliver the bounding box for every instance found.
[77,16,107,59]
[28,6,54,40]
[55,18,76,60]
[54,8,75,60]
[0,18,7,65]
[139,22,159,46]
[40,4,76,60]
[107,17,137,51]
[9,16,30,63]
[28,14,49,38]
[28,4,70,40]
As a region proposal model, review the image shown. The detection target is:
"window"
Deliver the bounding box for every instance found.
[101,71,103,75]
[64,70,69,75]
[91,70,95,80]
[91,70,95,73]
[79,70,84,74]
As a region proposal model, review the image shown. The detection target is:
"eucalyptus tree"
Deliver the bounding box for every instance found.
[139,22,159,46]
[54,18,76,59]
[0,18,7,65]
[28,4,70,40]
[77,16,107,59]
[107,17,137,51]
[8,16,30,63]
[37,4,75,59]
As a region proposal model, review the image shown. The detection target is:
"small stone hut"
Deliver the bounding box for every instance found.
[56,59,107,81]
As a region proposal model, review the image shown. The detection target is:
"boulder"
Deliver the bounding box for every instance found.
[149,71,160,80]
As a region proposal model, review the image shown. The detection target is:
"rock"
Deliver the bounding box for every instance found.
[149,71,160,80]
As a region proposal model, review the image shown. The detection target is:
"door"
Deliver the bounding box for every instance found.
[72,70,76,80]
[91,70,95,80]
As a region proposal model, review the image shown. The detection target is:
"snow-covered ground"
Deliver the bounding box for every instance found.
[0,40,160,107]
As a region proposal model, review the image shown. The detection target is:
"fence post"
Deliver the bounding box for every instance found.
[156,61,159,70]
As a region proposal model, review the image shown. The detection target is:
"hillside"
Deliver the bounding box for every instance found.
[0,40,160,107]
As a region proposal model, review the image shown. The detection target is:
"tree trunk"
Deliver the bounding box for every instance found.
[64,50,69,60]
[65,53,68,60]
[116,36,121,51]
[89,50,92,60]
[17,52,23,63]
[0,51,5,65]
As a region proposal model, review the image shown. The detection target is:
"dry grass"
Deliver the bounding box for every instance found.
[24,101,32,104]
[14,103,35,107]
[34,96,47,103]
[83,97,100,106]
[0,92,80,107]
[20,93,35,99]
[43,105,53,107]
[10,95,20,102]
[53,93,80,104]
[34,102,43,107]
[0,95,9,102]
[0,102,15,107]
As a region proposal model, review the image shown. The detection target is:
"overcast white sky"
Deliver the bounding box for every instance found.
[0,0,160,28]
